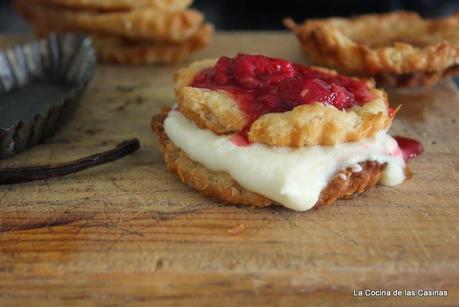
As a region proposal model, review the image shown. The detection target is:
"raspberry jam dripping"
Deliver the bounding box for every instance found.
[191,54,374,136]
[230,134,251,147]
[394,136,424,161]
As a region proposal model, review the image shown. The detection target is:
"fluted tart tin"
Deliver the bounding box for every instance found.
[0,33,96,159]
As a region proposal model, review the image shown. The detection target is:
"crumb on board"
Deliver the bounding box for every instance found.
[227,224,246,235]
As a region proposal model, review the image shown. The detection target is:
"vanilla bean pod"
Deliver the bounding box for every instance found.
[0,139,140,185]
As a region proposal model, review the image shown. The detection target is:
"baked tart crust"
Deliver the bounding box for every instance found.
[285,11,459,87]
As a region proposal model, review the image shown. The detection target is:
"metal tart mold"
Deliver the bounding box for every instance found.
[0,33,96,159]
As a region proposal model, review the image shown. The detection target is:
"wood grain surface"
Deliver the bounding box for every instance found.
[0,32,458,306]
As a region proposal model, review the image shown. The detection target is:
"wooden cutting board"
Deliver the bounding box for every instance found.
[0,33,458,306]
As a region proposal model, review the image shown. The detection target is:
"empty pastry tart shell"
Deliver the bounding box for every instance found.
[285,12,459,87]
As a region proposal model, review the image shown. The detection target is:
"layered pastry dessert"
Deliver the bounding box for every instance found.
[285,12,459,87]
[152,54,421,211]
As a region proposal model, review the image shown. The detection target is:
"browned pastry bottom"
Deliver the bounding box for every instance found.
[152,110,388,210]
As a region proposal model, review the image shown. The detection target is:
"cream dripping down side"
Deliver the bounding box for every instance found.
[163,110,406,211]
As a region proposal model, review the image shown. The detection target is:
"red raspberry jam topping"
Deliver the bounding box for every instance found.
[191,54,374,128]
[394,136,424,161]
[230,134,252,147]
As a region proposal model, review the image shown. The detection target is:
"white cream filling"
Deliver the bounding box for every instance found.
[164,110,406,211]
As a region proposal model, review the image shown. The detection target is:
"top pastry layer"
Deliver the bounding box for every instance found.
[174,54,393,147]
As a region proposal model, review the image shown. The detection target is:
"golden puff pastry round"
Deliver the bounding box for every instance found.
[14,0,204,43]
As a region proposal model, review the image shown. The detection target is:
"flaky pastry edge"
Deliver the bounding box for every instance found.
[284,12,459,87]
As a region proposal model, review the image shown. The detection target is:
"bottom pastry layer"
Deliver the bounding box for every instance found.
[152,109,406,211]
